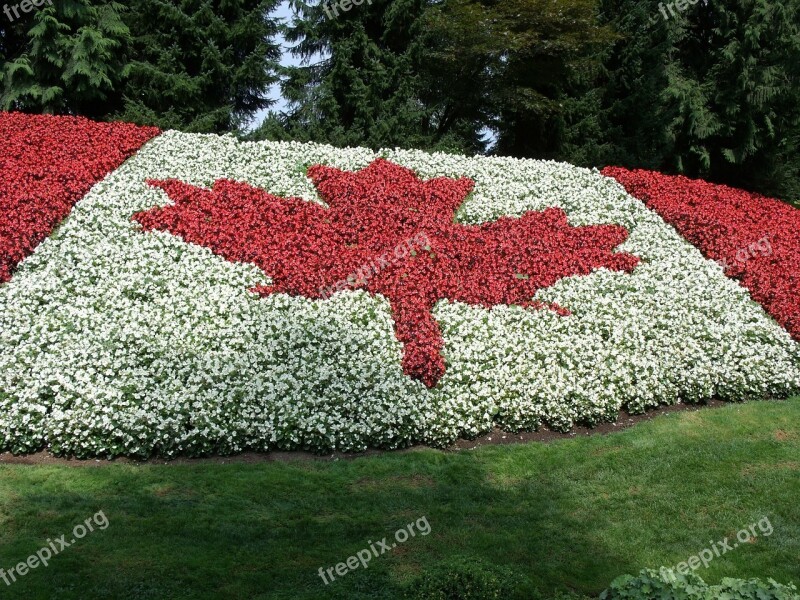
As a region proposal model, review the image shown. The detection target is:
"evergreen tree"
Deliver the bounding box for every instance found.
[0,10,28,87]
[1,1,130,118]
[672,0,800,199]
[422,0,617,163]
[480,0,617,160]
[1,0,282,133]
[253,0,489,153]
[118,0,282,133]
[590,0,679,169]
[595,0,800,201]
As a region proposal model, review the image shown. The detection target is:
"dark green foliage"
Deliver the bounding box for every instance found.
[665,0,800,197]
[263,0,800,202]
[418,0,618,159]
[593,0,800,201]
[1,0,282,132]
[1,1,131,118]
[405,557,525,599]
[3,0,799,199]
[256,0,615,156]
[600,568,800,600]
[250,0,490,153]
[0,8,33,94]
[117,0,282,132]
[475,0,617,160]
[589,0,679,170]
[256,0,425,148]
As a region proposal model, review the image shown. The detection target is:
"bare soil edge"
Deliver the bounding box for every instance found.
[0,398,752,467]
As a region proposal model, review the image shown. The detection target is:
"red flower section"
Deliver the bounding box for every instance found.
[603,167,800,341]
[0,112,159,283]
[136,159,639,386]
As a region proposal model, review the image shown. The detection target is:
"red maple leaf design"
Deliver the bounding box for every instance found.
[134,159,639,387]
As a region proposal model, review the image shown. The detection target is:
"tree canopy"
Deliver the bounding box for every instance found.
[1,0,282,132]
[2,0,798,200]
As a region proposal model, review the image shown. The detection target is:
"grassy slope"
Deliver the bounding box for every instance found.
[0,399,798,600]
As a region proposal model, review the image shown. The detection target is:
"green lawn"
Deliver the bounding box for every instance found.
[0,398,798,599]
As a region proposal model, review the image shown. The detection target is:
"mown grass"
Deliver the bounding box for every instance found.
[0,398,798,599]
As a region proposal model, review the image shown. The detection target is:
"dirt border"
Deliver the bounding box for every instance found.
[0,398,748,467]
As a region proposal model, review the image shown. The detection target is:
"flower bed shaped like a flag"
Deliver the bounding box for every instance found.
[0,113,798,458]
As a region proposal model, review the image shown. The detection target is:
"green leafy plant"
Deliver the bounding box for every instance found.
[600,568,800,600]
[405,557,525,600]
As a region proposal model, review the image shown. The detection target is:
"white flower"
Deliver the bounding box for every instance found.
[0,132,797,457]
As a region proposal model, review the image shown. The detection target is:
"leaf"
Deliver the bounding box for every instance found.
[134,159,639,386]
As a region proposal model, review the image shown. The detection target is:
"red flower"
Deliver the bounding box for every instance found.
[0,112,159,283]
[136,159,639,386]
[603,167,800,341]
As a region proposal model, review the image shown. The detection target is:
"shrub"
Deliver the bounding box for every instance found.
[600,568,800,600]
[405,557,524,600]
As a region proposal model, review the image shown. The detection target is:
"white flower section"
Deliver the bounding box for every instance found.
[0,132,798,457]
